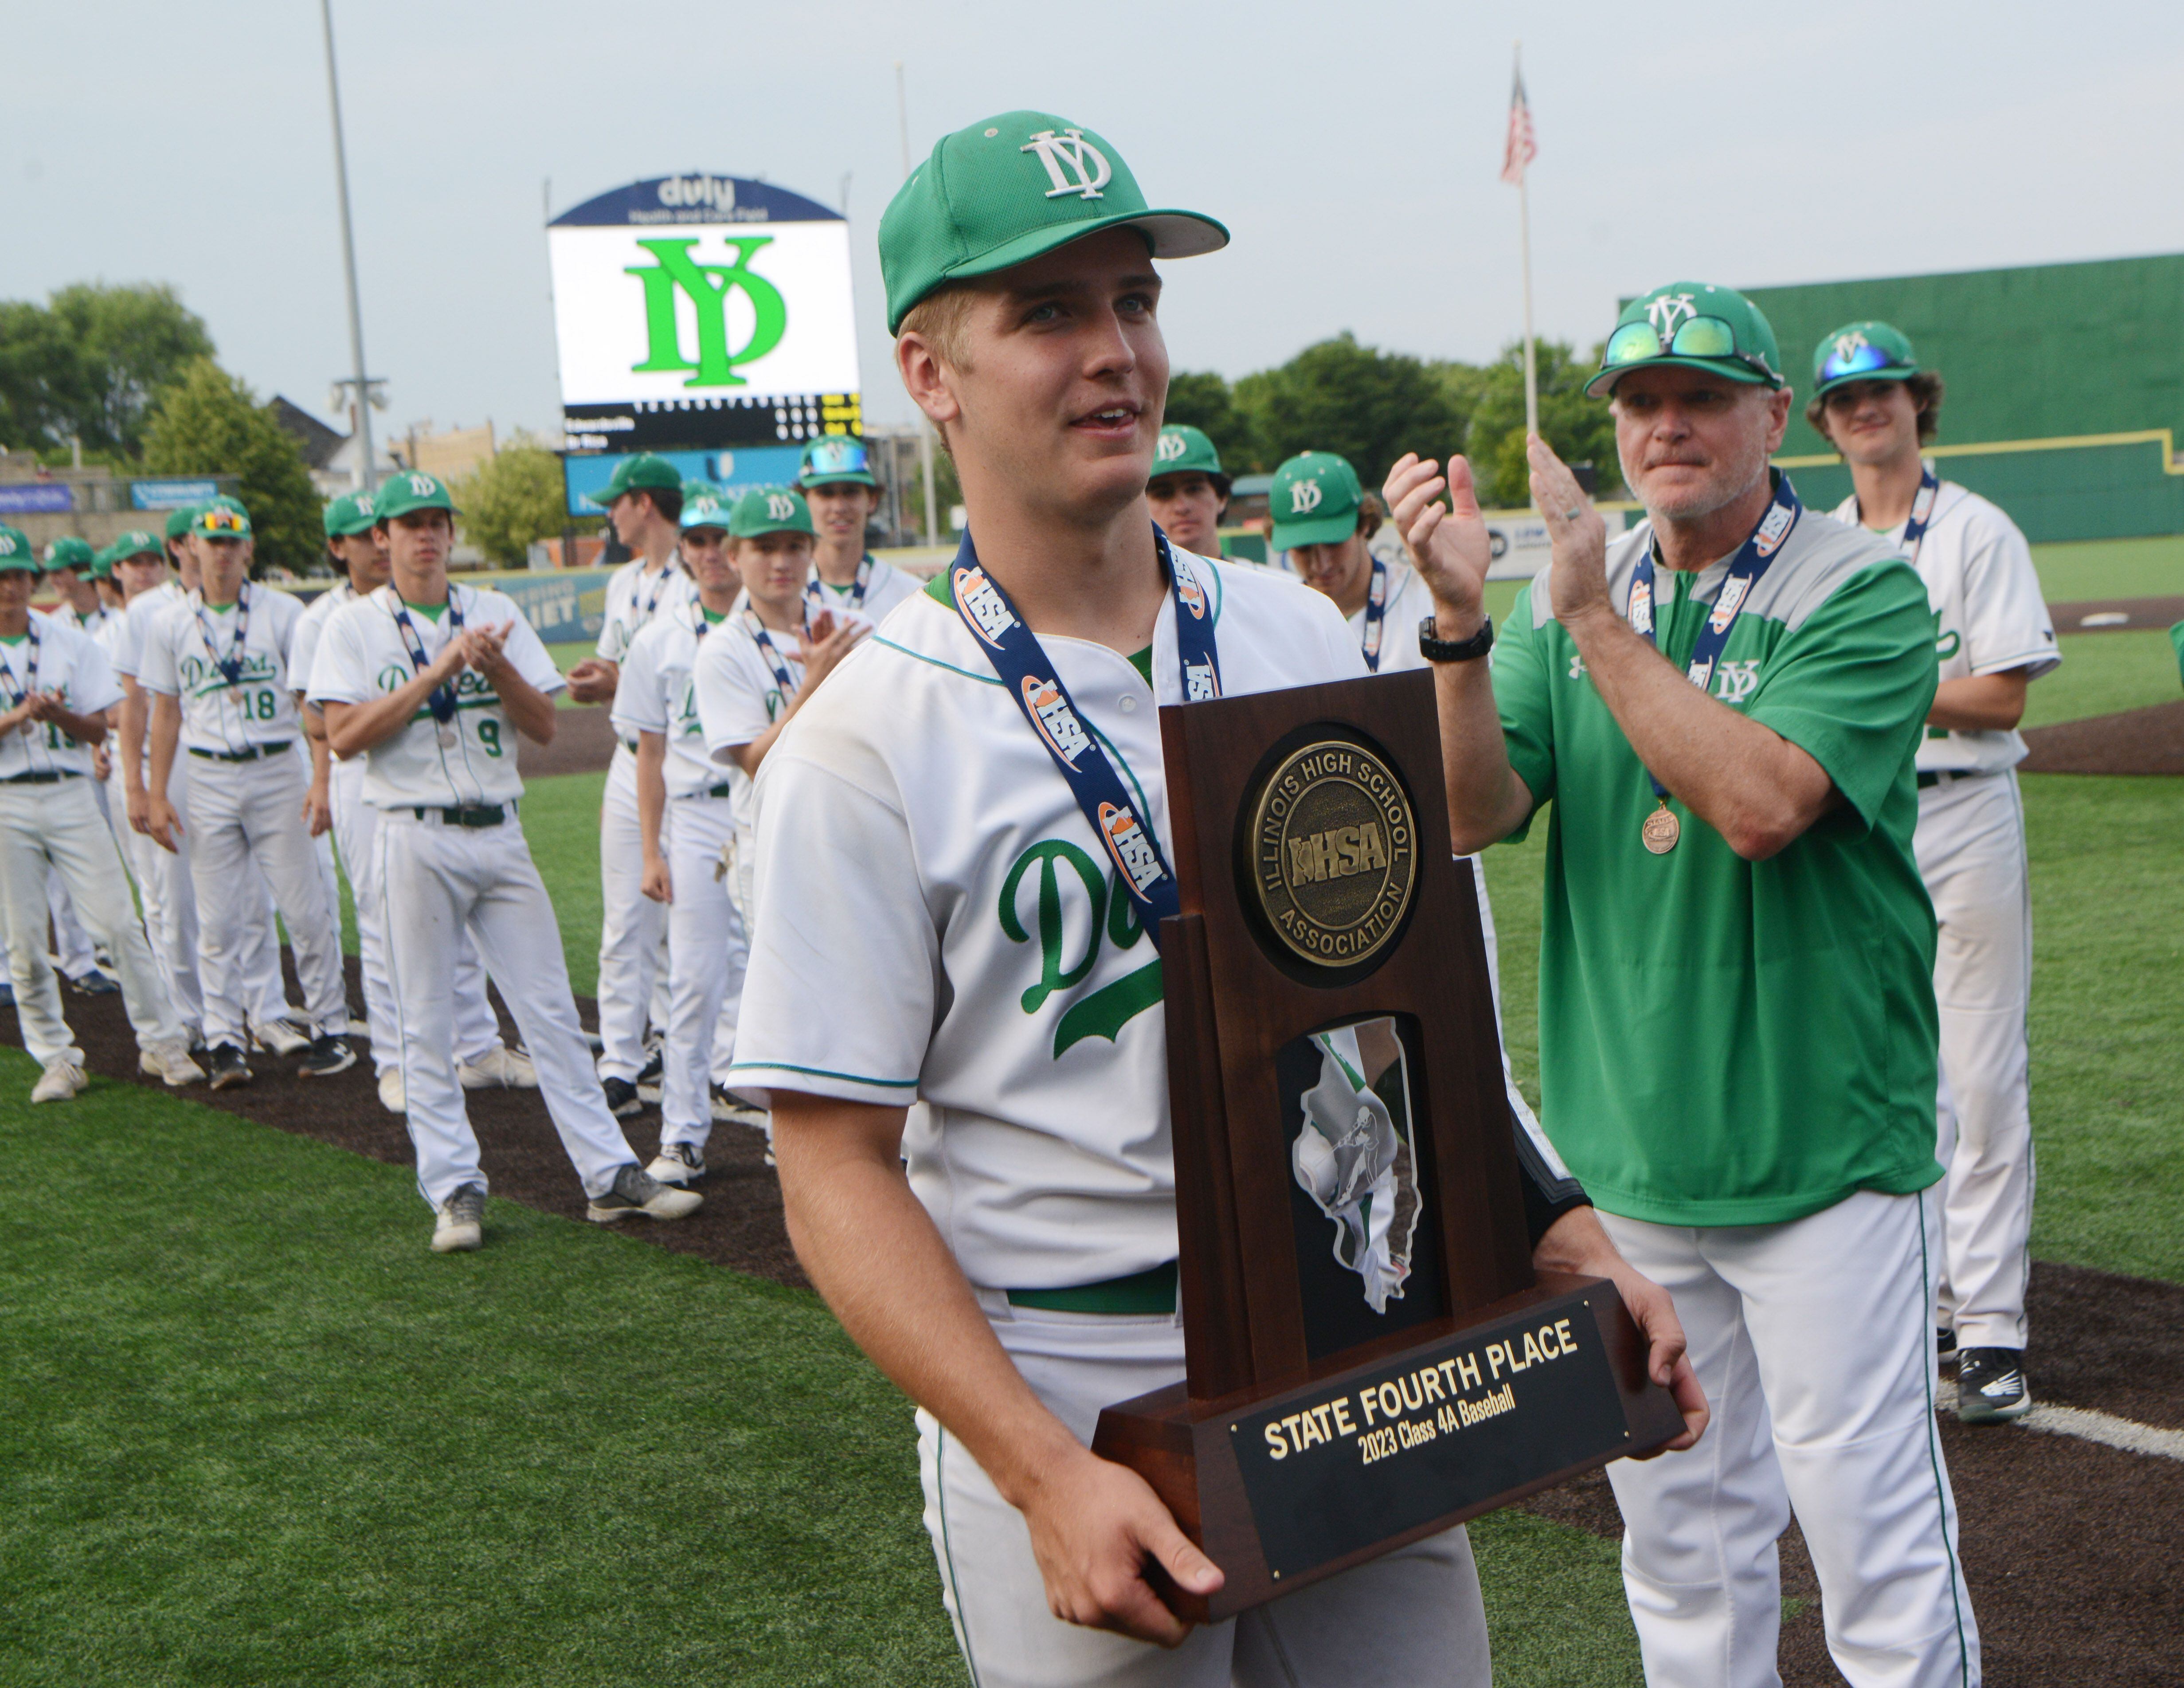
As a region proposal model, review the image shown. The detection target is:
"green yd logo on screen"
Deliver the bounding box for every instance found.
[625,237,788,388]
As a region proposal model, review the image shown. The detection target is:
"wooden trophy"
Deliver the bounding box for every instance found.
[1091,668,1683,1621]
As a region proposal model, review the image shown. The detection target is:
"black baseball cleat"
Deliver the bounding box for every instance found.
[1955,1347,2032,1423]
[601,1076,644,1118]
[207,1043,253,1091]
[1937,1327,1958,1367]
[63,967,120,997]
[297,1035,357,1078]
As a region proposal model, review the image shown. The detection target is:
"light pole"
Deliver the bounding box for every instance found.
[319,0,380,491]
[897,62,939,548]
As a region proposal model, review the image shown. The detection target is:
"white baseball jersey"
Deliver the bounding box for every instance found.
[288,582,361,710]
[109,579,186,680]
[731,557,1365,1289]
[691,607,808,860]
[136,585,307,754]
[810,555,920,625]
[307,583,565,811]
[0,615,121,779]
[1829,476,2059,775]
[1348,555,1437,675]
[595,555,697,665]
[611,601,736,800]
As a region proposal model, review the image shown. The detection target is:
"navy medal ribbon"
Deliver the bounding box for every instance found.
[1626,471,1802,842]
[1359,554,1390,673]
[806,555,873,616]
[0,615,42,711]
[389,586,467,724]
[741,609,799,705]
[1892,464,1942,566]
[947,524,1221,954]
[193,580,251,687]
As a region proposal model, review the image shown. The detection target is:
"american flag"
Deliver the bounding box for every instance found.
[1500,60,1536,186]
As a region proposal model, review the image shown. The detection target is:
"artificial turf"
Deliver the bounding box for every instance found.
[2029,533,2184,604]
[2020,629,2181,727]
[0,1064,1650,1687]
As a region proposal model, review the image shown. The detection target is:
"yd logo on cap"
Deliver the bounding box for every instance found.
[1021,129,1111,200]
[1290,479,1323,514]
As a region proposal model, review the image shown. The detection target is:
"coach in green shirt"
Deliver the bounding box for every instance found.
[1387,282,1979,1688]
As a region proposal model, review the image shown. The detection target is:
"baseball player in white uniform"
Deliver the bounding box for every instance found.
[1811,321,2058,1424]
[32,538,118,993]
[732,111,1700,1687]
[0,524,202,1102]
[309,470,701,1253]
[564,453,695,1116]
[793,435,923,624]
[141,497,354,1089]
[1144,423,1232,562]
[292,492,534,1113]
[617,489,771,1184]
[90,533,170,867]
[114,510,308,1057]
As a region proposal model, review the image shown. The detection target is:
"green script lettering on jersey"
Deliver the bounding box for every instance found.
[998,839,1162,1056]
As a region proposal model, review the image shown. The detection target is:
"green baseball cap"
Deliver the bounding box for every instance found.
[372,470,458,522]
[728,486,815,540]
[86,548,114,581]
[323,490,379,539]
[164,506,200,540]
[0,525,37,573]
[192,495,254,540]
[797,435,880,490]
[1149,424,1229,494]
[42,537,95,573]
[680,490,734,533]
[1269,451,1364,551]
[108,529,164,566]
[879,110,1228,334]
[594,454,682,505]
[1587,281,1785,398]
[1811,321,1919,398]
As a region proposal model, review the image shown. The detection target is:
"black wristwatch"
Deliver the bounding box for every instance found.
[1418,613,1494,663]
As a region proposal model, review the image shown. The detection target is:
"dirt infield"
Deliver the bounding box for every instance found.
[2047,596,2184,634]
[14,963,2182,1685]
[517,701,622,780]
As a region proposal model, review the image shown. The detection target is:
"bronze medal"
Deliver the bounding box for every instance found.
[1641,804,1680,854]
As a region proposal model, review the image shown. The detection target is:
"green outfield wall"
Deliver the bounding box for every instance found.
[1739,254,2184,544]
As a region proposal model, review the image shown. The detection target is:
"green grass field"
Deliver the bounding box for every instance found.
[2031,533,2184,605]
[8,536,2178,1684]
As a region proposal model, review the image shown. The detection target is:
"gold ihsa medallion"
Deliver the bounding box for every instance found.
[1250,738,1418,969]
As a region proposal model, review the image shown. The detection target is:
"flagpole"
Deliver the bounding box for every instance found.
[1515,40,1539,447]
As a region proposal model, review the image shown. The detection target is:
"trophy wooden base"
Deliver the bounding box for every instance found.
[1091,1272,1685,1622]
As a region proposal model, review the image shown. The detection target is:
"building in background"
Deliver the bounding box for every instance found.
[1743,252,2184,544]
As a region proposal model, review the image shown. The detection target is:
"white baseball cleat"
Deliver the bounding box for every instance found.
[458,1046,539,1090]
[31,1058,86,1103]
[250,1018,312,1057]
[431,1183,485,1253]
[586,1163,702,1223]
[378,1068,405,1113]
[646,1142,705,1185]
[140,1041,207,1087]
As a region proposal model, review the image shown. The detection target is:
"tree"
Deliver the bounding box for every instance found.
[0,282,212,460]
[1162,371,1256,473]
[452,434,571,566]
[141,360,321,577]
[1461,340,1625,509]
[1233,333,1463,493]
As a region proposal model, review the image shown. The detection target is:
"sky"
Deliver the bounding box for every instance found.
[5,0,2181,445]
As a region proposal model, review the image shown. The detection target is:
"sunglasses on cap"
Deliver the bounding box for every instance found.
[1601,316,1779,384]
[199,509,249,534]
[806,439,869,475]
[1817,338,1903,387]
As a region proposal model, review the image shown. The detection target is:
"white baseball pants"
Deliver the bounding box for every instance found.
[45,870,98,976]
[1916,771,2034,1351]
[329,758,503,1076]
[594,746,672,1081]
[0,777,182,1066]
[656,795,748,1151]
[375,807,639,1210]
[140,752,294,1039]
[1600,1190,1980,1688]
[919,1299,1492,1688]
[182,751,347,1048]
